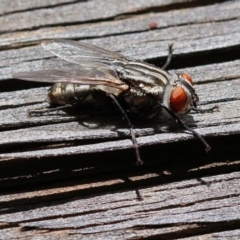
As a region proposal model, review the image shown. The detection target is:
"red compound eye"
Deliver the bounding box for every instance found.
[170,86,188,112]
[180,73,193,85]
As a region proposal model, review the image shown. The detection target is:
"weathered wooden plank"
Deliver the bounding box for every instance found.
[0,119,239,161]
[1,18,240,80]
[0,0,239,49]
[0,227,69,240]
[0,0,206,33]
[3,228,240,240]
[0,172,238,239]
[0,0,79,16]
[185,230,240,240]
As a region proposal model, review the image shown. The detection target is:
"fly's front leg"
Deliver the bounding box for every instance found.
[108,94,143,165]
[158,103,211,152]
[161,43,173,70]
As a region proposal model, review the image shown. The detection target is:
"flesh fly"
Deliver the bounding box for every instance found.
[13,39,212,165]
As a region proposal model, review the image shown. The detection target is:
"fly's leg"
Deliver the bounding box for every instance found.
[162,43,173,70]
[28,104,72,117]
[158,103,211,152]
[192,105,219,114]
[109,94,143,165]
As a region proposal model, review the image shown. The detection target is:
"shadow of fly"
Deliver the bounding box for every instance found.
[13,39,214,165]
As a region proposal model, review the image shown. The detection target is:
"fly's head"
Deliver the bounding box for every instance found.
[165,72,199,115]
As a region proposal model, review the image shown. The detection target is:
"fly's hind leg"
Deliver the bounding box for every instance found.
[28,104,72,117]
[109,94,143,165]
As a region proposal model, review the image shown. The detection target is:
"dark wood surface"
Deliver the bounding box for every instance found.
[0,0,240,239]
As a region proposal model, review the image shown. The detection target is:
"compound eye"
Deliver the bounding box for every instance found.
[180,73,193,85]
[170,86,188,112]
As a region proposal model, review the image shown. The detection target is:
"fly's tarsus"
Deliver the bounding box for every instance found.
[192,105,219,114]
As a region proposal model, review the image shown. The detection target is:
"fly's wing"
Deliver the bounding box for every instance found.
[42,39,129,65]
[13,64,129,91]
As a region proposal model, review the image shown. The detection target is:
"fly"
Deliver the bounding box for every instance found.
[13,39,214,165]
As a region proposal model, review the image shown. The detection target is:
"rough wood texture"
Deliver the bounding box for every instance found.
[0,0,240,239]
